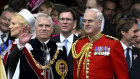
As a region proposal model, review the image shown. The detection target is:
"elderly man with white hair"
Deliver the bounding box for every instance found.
[3,9,68,79]
[72,8,129,79]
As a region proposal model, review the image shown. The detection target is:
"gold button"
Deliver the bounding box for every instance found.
[86,76,89,79]
[87,59,90,62]
[86,67,89,70]
[87,63,90,65]
[86,71,89,74]
[89,51,91,54]
[88,54,91,57]
[90,44,93,46]
[90,47,92,49]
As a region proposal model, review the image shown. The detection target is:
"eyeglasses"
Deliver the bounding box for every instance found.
[82,19,96,24]
[59,18,73,22]
[0,16,11,22]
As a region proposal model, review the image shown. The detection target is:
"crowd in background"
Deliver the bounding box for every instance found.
[0,0,140,79]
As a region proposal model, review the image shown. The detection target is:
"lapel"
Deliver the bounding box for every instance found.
[67,35,78,57]
[51,35,78,57]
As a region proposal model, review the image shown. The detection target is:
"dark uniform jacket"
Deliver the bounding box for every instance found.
[4,38,68,79]
[51,34,78,79]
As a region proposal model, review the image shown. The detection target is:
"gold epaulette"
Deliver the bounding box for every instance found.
[105,35,118,41]
[78,35,88,40]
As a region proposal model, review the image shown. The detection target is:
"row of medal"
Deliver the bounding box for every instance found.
[94,46,110,56]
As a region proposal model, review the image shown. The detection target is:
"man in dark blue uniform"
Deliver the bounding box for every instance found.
[4,12,68,79]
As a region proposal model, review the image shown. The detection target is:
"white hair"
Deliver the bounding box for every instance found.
[85,8,103,20]
[35,13,53,27]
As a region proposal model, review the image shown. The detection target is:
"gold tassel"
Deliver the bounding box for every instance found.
[0,56,7,79]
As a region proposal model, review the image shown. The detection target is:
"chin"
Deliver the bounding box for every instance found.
[11,34,17,37]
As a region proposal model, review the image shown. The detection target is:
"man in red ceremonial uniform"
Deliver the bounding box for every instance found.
[72,8,129,79]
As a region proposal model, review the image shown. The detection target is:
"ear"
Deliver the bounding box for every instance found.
[48,8,52,15]
[98,20,102,28]
[121,30,126,36]
[50,26,54,34]
[73,20,77,29]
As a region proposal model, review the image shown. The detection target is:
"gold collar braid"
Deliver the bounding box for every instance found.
[88,31,103,43]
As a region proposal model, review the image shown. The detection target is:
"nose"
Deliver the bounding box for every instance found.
[9,24,12,29]
[85,21,90,25]
[108,10,113,15]
[42,25,46,30]
[63,19,67,23]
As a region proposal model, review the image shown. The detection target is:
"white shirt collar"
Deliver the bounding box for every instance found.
[120,41,133,50]
[14,38,19,44]
[60,33,74,44]
[44,39,49,44]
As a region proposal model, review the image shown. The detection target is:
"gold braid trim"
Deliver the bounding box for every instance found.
[30,50,60,70]
[72,40,82,59]
[72,40,90,78]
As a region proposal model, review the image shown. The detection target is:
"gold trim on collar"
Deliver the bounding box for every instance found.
[88,31,103,43]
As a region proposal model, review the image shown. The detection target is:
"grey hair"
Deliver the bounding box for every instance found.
[85,8,103,20]
[35,13,53,27]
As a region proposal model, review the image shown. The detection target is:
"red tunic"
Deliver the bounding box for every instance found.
[72,33,129,79]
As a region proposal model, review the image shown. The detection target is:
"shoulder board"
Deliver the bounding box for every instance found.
[105,35,118,41]
[78,35,88,40]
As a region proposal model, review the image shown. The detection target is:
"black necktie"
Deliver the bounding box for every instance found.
[1,34,6,43]
[126,47,130,69]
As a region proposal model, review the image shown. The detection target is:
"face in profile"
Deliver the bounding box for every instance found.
[9,17,23,37]
[0,11,14,33]
[35,17,53,42]
[122,23,138,45]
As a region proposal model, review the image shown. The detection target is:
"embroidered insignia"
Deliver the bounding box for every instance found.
[55,59,68,79]
[0,43,7,54]
[56,42,63,51]
[133,54,137,60]
[94,46,110,56]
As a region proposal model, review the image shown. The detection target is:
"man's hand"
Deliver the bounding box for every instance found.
[19,26,33,46]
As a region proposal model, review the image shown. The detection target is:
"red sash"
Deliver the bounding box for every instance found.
[23,47,48,79]
[3,43,16,65]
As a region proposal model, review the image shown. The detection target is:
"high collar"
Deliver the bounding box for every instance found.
[88,31,103,43]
